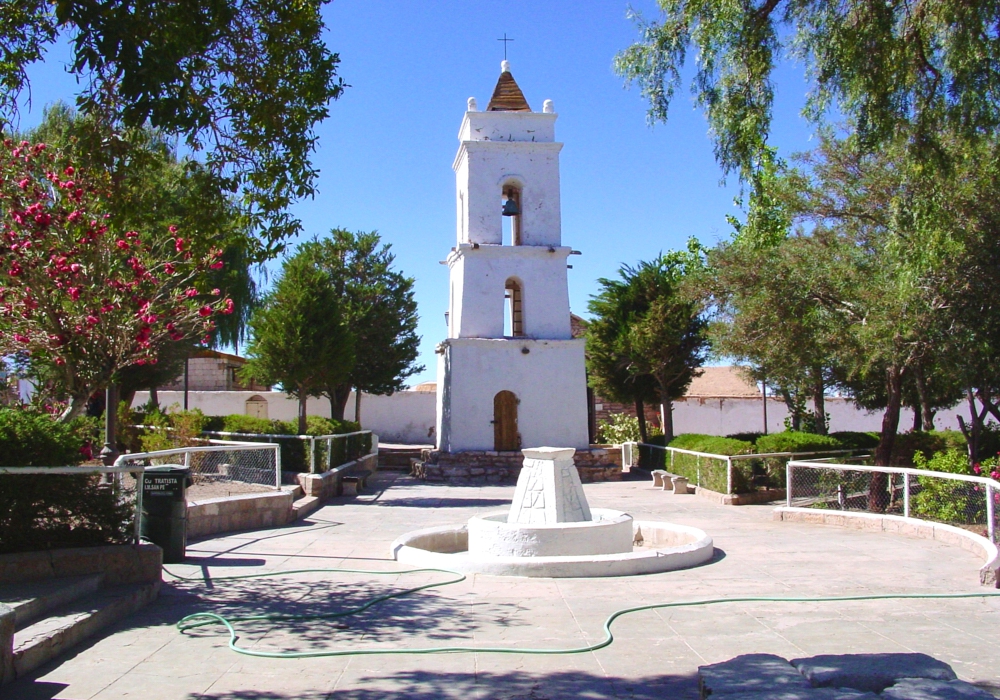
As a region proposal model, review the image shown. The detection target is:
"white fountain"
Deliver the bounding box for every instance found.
[392,448,714,578]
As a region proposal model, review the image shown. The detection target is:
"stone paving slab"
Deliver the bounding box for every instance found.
[791,652,957,692]
[882,679,999,699]
[2,475,1000,699]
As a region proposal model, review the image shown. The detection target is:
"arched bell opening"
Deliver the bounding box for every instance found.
[501,183,522,245]
[504,277,524,337]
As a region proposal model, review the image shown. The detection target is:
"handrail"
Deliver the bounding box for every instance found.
[116,443,282,489]
[785,459,1000,541]
[0,464,146,475]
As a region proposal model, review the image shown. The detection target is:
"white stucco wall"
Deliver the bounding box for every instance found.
[455,116,562,247]
[131,389,437,444]
[447,244,572,339]
[435,338,590,452]
[670,396,961,435]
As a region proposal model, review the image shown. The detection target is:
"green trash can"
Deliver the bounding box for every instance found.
[140,465,192,563]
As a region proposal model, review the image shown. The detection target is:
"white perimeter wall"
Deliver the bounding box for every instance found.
[672,396,961,435]
[132,391,964,447]
[131,390,437,445]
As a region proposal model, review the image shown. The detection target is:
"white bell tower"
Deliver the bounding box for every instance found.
[435,62,589,452]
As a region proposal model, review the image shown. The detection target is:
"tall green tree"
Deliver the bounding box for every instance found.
[2,0,346,258]
[587,240,709,443]
[241,251,354,434]
[300,230,421,423]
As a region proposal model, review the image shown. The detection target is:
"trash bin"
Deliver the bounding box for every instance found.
[140,465,192,563]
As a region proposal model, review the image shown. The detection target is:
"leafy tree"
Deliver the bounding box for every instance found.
[615,0,1000,181]
[300,230,421,423]
[13,104,261,401]
[2,0,346,258]
[0,138,230,421]
[586,269,660,444]
[625,246,710,442]
[587,240,709,443]
[241,251,354,434]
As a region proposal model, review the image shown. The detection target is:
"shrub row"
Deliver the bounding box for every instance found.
[0,409,133,554]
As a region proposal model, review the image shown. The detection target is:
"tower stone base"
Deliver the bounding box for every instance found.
[411,447,622,485]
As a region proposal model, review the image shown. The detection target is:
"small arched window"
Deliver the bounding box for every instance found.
[504,278,524,337]
[501,184,522,245]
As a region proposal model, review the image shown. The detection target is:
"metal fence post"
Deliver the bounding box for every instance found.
[726,457,733,495]
[134,469,144,544]
[184,451,190,468]
[987,483,995,542]
[903,472,911,518]
[274,444,281,489]
[327,437,332,471]
[309,437,316,474]
[786,463,793,507]
[670,449,675,472]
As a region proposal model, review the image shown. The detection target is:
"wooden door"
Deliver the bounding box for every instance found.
[493,390,519,451]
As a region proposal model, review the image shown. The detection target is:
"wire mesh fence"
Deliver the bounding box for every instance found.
[0,465,144,552]
[199,430,375,474]
[115,444,280,497]
[624,443,868,495]
[787,460,1000,541]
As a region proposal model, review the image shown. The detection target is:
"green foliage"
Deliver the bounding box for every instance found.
[829,431,881,450]
[596,413,662,445]
[911,450,993,526]
[614,0,1000,181]
[242,249,355,433]
[210,413,360,473]
[300,230,422,421]
[0,408,83,466]
[0,408,132,553]
[755,431,842,455]
[727,432,763,444]
[1,1,347,258]
[665,434,754,493]
[891,431,968,467]
[586,240,709,441]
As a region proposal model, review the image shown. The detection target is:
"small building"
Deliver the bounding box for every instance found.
[160,350,270,392]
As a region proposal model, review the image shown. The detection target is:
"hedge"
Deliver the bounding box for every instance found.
[828,431,880,450]
[755,431,842,455]
[0,409,132,554]
[666,435,754,493]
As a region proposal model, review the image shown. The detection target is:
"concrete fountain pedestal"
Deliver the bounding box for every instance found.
[391,447,714,578]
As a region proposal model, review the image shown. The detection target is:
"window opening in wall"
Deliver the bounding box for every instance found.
[501,184,522,245]
[504,278,523,337]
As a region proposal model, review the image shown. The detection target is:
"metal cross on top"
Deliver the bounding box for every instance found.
[497,33,513,61]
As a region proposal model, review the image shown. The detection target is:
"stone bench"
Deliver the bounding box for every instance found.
[651,470,670,488]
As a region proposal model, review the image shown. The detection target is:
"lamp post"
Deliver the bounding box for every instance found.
[99,384,119,466]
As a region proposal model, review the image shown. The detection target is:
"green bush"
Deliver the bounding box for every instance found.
[910,449,993,526]
[211,413,363,472]
[890,430,967,467]
[829,431,880,450]
[755,431,842,455]
[0,409,133,554]
[727,432,763,444]
[666,434,754,493]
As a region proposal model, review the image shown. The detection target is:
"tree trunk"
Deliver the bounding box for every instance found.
[634,397,648,443]
[812,368,826,435]
[120,388,136,414]
[661,399,674,443]
[914,364,933,431]
[57,392,90,423]
[911,404,922,432]
[354,388,362,427]
[957,389,987,468]
[150,387,159,410]
[329,383,351,421]
[781,390,800,431]
[870,365,903,512]
[298,394,308,435]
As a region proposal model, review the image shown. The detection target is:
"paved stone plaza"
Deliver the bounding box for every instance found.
[4,473,1000,699]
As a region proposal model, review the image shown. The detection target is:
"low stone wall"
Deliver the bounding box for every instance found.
[188,490,295,538]
[0,544,162,586]
[412,448,622,485]
[296,453,378,500]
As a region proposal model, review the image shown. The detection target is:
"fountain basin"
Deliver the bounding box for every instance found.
[392,520,714,578]
[469,508,633,558]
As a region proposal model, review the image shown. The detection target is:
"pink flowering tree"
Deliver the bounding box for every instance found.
[0,139,233,422]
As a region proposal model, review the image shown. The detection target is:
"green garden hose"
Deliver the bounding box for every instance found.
[166,565,1000,660]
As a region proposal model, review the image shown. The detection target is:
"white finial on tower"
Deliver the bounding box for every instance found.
[543,99,554,114]
[468,97,478,112]
[501,60,511,73]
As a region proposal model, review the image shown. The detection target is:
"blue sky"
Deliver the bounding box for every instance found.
[19,0,817,387]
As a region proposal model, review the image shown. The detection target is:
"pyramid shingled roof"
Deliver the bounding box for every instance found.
[487,70,531,112]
